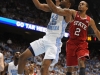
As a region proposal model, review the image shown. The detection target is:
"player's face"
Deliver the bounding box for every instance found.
[78,1,88,11]
[60,0,71,8]
[15,52,21,59]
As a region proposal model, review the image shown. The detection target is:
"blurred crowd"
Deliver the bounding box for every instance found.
[0,0,51,27]
[0,33,99,75]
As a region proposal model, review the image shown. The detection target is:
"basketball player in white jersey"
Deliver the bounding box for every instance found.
[17,0,74,75]
[1,52,28,75]
[0,53,4,72]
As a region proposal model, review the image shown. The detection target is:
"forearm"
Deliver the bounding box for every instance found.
[18,57,27,74]
[46,0,57,12]
[32,0,41,9]
[95,30,100,41]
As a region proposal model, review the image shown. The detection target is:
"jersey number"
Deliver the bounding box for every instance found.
[74,28,81,36]
[48,14,58,25]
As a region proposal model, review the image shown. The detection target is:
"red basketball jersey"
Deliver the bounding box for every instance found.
[69,12,90,41]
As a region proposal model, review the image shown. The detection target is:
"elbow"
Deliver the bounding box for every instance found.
[34,4,42,10]
[36,4,43,10]
[36,6,41,9]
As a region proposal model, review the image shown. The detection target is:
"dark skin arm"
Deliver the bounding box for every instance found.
[89,18,100,40]
[46,0,75,16]
[46,0,77,23]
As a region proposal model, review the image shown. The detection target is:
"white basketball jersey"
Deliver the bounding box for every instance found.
[43,12,68,44]
[8,61,18,75]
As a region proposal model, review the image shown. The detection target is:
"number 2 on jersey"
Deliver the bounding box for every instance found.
[74,28,81,36]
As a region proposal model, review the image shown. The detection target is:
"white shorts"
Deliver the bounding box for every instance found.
[30,38,61,66]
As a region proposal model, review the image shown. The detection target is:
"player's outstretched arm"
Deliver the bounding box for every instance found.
[0,53,4,72]
[46,0,74,16]
[32,0,51,12]
[90,18,100,40]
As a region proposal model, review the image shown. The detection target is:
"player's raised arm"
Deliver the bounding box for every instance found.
[0,53,4,72]
[32,0,51,12]
[46,0,75,16]
[89,18,100,40]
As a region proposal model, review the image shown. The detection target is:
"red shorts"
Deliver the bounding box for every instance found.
[66,40,89,66]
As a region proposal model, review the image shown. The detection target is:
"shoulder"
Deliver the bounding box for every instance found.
[88,17,95,26]
[64,9,77,16]
[89,17,94,23]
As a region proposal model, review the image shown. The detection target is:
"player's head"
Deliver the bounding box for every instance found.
[14,52,21,60]
[78,1,88,12]
[60,0,75,8]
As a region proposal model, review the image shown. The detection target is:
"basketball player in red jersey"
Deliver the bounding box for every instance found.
[46,0,100,75]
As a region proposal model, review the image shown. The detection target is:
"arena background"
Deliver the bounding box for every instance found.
[0,0,100,75]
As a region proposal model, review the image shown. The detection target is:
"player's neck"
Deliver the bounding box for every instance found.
[78,11,86,18]
[14,59,18,66]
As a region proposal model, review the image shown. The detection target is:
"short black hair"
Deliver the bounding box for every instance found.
[81,1,89,8]
[69,0,75,7]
